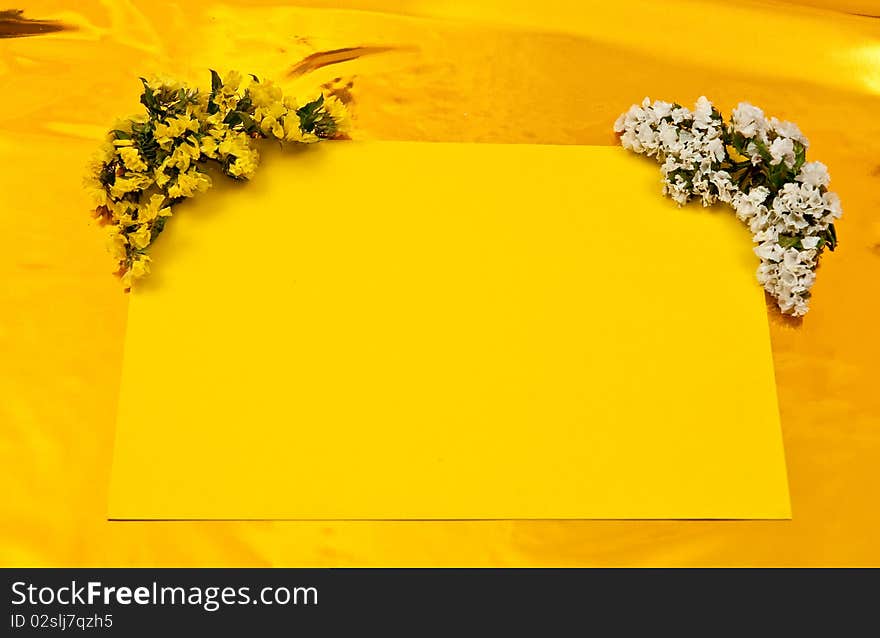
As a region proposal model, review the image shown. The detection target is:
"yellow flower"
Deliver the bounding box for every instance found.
[254,102,285,124]
[96,141,116,164]
[260,116,285,139]
[323,95,351,135]
[221,70,242,95]
[204,111,225,127]
[167,167,211,199]
[168,139,201,171]
[227,148,259,179]
[108,199,137,225]
[145,75,182,94]
[121,253,151,289]
[283,116,318,144]
[186,101,208,122]
[254,101,287,139]
[86,183,109,209]
[117,146,148,171]
[249,79,283,109]
[153,115,200,149]
[138,194,171,222]
[109,173,153,199]
[110,118,133,135]
[154,166,171,188]
[201,135,220,159]
[94,71,344,287]
[106,227,128,262]
[130,253,151,278]
[129,223,153,250]
[218,131,252,158]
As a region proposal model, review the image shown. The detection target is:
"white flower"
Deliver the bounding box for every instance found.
[614,103,649,135]
[731,102,767,139]
[660,156,679,175]
[620,129,640,153]
[652,100,673,120]
[658,121,680,151]
[636,122,660,154]
[756,247,817,317]
[755,241,784,262]
[768,136,795,167]
[769,117,808,146]
[796,161,830,188]
[663,173,691,206]
[671,107,691,125]
[732,186,769,223]
[823,191,842,219]
[692,96,715,130]
[706,137,725,162]
[745,142,763,166]
[752,225,779,245]
[710,171,736,203]
[747,185,770,206]
[614,96,840,317]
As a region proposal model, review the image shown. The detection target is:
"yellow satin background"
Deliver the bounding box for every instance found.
[1,0,878,565]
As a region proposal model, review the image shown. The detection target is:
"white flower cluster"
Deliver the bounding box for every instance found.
[614,97,841,317]
[614,96,731,207]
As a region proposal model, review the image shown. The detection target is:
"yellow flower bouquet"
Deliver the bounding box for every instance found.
[86,70,349,289]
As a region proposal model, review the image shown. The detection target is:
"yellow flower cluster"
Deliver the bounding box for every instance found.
[87,70,350,289]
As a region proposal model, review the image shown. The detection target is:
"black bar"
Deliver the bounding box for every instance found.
[1,568,874,635]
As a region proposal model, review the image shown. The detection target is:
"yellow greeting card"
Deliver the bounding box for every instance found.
[108,142,790,519]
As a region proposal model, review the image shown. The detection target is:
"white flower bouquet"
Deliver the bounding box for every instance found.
[614,97,841,317]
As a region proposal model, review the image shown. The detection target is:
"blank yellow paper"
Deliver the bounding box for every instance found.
[108,142,790,520]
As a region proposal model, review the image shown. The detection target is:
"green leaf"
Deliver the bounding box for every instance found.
[98,161,117,187]
[151,215,170,240]
[793,142,807,173]
[295,94,338,138]
[138,77,158,114]
[210,69,222,93]
[130,119,159,165]
[778,235,800,249]
[296,94,325,132]
[222,110,257,133]
[826,223,838,251]
[751,138,771,163]
[236,96,253,113]
[236,111,255,130]
[207,69,223,115]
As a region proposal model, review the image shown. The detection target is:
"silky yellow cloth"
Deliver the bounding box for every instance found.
[1,0,879,564]
[107,142,789,520]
